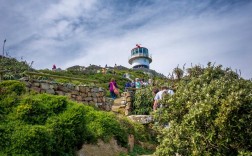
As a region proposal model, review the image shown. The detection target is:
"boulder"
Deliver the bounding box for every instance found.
[41,83,50,90]
[46,89,55,94]
[128,115,153,124]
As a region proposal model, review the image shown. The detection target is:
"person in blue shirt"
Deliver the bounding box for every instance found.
[124,81,131,91]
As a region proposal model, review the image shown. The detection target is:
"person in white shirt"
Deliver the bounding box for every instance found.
[153,86,174,110]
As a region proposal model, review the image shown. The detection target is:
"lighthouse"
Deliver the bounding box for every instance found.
[128,44,152,69]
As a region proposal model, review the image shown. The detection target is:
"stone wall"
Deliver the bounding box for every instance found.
[120,91,133,116]
[20,78,113,111]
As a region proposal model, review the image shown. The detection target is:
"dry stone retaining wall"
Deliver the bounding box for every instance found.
[120,91,133,116]
[20,78,113,111]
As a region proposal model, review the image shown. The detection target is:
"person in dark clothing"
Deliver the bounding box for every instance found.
[124,81,131,91]
[108,78,118,99]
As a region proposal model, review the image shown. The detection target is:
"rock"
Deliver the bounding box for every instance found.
[71,90,79,95]
[76,96,83,101]
[125,105,131,110]
[50,84,58,90]
[98,87,103,91]
[91,93,97,97]
[58,85,70,92]
[121,100,126,105]
[79,86,86,93]
[97,98,102,103]
[128,115,153,124]
[30,87,41,93]
[46,89,55,94]
[126,97,132,102]
[55,91,64,95]
[105,103,111,111]
[80,93,87,97]
[19,77,29,81]
[111,105,121,112]
[76,138,127,156]
[93,98,98,102]
[87,92,91,97]
[65,83,75,90]
[124,109,131,116]
[84,97,92,101]
[91,88,99,92]
[33,82,40,87]
[41,83,50,90]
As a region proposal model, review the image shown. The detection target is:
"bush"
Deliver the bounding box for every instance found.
[133,87,154,115]
[0,80,26,96]
[155,65,252,155]
[0,81,26,120]
[14,94,68,125]
[0,80,155,155]
[46,104,88,155]
[8,125,53,155]
[85,111,128,146]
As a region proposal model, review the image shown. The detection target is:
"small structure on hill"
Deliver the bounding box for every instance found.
[128,44,152,69]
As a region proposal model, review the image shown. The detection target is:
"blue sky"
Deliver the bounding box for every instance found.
[0,0,252,79]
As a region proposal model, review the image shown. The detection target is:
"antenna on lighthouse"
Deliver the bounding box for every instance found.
[136,44,141,48]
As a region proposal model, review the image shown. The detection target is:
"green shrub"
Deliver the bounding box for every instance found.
[155,65,252,155]
[0,80,26,96]
[7,125,53,155]
[128,145,154,156]
[0,80,156,155]
[0,81,25,120]
[85,111,128,146]
[133,87,154,115]
[46,104,87,155]
[13,94,68,124]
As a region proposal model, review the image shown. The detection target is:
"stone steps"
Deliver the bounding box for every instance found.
[111,97,127,114]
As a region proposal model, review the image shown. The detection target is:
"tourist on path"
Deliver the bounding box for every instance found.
[153,86,174,110]
[108,78,118,99]
[135,78,141,89]
[124,81,131,91]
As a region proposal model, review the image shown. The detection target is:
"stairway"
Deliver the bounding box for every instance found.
[111,97,127,114]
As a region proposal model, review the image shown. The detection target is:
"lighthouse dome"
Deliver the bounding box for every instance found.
[128,45,152,69]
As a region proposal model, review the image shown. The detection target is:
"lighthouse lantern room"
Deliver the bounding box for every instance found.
[128,44,152,69]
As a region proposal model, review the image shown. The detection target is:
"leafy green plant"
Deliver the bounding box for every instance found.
[128,145,154,156]
[132,87,154,115]
[0,80,155,155]
[155,64,252,155]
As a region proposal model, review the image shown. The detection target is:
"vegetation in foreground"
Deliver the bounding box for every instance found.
[154,64,252,155]
[0,80,155,155]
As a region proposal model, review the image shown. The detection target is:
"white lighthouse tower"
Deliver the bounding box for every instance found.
[128,44,152,69]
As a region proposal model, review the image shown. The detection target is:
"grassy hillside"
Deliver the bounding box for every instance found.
[0,56,34,80]
[1,57,166,95]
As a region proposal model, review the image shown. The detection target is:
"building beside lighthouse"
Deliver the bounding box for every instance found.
[128,44,152,69]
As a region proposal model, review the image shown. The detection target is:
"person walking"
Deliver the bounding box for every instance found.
[108,78,118,99]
